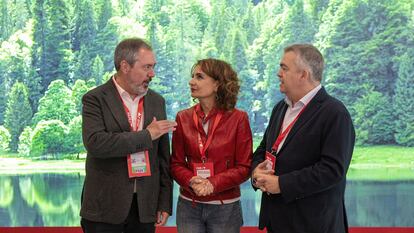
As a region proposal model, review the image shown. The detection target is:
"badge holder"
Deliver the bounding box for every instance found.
[127,150,152,177]
[193,160,214,178]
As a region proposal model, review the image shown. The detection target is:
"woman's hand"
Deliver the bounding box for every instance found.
[190,176,214,196]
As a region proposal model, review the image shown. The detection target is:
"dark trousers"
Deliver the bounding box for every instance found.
[81,193,155,233]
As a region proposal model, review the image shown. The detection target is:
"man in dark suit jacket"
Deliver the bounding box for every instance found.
[80,38,177,233]
[251,44,355,233]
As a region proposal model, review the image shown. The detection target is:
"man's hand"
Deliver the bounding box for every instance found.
[155,211,170,226]
[255,174,281,194]
[252,160,274,189]
[146,117,177,140]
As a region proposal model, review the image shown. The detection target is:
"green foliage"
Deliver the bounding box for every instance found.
[94,20,118,72]
[30,120,68,158]
[18,126,33,157]
[64,116,84,155]
[96,0,112,31]
[73,0,97,80]
[71,79,90,114]
[0,125,11,151]
[4,82,33,152]
[0,0,412,147]
[0,0,30,41]
[32,80,77,125]
[32,0,72,91]
[394,49,414,146]
[321,0,411,106]
[0,77,6,124]
[353,88,394,145]
[0,21,38,121]
[91,55,105,85]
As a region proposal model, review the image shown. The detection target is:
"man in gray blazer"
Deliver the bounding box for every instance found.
[80,38,177,233]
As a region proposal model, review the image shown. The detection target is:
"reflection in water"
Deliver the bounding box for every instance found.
[0,174,82,226]
[0,174,413,227]
[345,180,414,226]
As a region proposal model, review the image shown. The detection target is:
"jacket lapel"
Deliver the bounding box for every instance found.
[268,103,288,151]
[102,79,131,131]
[278,88,328,153]
[143,90,153,128]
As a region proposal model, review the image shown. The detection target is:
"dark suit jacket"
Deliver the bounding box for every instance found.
[80,79,172,224]
[251,87,355,233]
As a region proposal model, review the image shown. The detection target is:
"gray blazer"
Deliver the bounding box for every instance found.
[80,79,172,224]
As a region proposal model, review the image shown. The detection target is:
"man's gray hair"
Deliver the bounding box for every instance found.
[114,38,152,71]
[284,44,324,82]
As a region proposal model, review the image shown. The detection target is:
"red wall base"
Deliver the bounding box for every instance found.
[1,227,414,233]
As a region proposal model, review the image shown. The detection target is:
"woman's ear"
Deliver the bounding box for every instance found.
[214,80,219,92]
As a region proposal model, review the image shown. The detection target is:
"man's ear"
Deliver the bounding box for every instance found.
[301,69,311,81]
[120,60,130,74]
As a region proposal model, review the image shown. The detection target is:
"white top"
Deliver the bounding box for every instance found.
[112,76,146,131]
[112,76,146,193]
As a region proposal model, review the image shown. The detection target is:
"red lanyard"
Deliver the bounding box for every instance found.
[120,95,144,132]
[114,79,145,131]
[271,103,307,153]
[192,104,223,162]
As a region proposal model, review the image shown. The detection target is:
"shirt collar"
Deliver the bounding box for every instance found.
[284,84,322,107]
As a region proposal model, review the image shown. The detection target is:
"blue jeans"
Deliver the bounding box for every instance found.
[176,197,243,233]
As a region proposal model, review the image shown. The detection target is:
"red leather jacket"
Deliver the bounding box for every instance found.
[171,105,253,202]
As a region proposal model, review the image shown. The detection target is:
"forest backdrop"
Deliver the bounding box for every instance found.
[0,0,413,158]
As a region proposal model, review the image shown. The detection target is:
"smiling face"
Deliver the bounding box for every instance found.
[189,65,218,102]
[120,48,156,96]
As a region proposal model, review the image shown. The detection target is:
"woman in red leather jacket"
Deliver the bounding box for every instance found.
[171,58,253,233]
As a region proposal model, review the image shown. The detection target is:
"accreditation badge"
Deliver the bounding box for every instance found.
[193,162,214,178]
[265,151,276,171]
[127,150,151,177]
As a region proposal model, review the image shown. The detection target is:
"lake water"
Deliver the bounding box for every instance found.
[0,173,413,226]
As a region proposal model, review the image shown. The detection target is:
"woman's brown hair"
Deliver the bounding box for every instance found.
[191,58,240,111]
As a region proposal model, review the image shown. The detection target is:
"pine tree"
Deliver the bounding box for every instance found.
[32,0,72,91]
[142,0,204,117]
[4,82,33,152]
[96,0,112,31]
[73,0,97,80]
[225,27,253,115]
[0,0,12,41]
[31,0,48,90]
[94,0,117,73]
[91,55,104,85]
[0,74,7,124]
[394,49,414,146]
[44,0,72,85]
